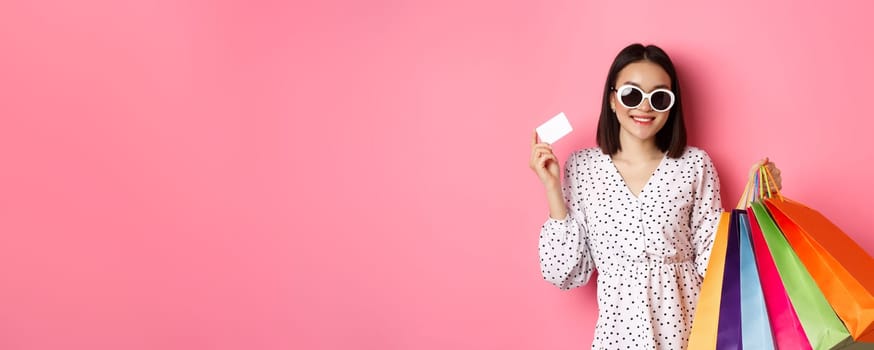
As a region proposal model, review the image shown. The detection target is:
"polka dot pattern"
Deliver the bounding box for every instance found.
[539,146,723,349]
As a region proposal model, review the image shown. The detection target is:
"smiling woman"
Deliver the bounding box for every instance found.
[528,43,782,349]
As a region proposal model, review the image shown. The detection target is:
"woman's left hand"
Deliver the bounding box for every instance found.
[749,157,782,191]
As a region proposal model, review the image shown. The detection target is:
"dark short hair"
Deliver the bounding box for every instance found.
[596,43,687,158]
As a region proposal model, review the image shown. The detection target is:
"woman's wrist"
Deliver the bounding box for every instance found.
[544,180,561,192]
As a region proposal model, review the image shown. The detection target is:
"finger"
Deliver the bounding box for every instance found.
[538,151,557,163]
[531,130,540,146]
[533,144,554,153]
[539,154,557,168]
[538,156,549,167]
[540,153,554,164]
[772,174,782,189]
[532,149,554,160]
[757,159,767,169]
[541,152,557,162]
[530,152,545,168]
[774,175,783,189]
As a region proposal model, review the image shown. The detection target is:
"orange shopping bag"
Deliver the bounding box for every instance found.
[688,212,731,349]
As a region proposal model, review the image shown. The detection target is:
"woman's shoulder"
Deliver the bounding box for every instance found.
[678,146,713,162]
[567,147,604,164]
[677,146,719,178]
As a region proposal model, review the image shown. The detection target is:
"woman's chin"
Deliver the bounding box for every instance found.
[621,128,659,143]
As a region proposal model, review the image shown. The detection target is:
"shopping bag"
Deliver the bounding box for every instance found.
[737,210,775,349]
[688,212,731,349]
[717,210,743,350]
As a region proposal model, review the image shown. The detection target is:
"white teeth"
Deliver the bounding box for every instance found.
[632,117,655,122]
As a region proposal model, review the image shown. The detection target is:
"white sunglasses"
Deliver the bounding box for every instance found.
[613,84,675,112]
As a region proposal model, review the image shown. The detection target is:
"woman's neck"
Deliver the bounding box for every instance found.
[615,131,662,162]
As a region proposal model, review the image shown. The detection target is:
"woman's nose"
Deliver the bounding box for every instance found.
[637,97,653,112]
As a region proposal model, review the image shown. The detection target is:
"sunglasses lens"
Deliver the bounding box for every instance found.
[650,91,673,111]
[619,86,642,108]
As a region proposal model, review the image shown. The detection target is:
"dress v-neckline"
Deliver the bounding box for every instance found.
[604,151,668,200]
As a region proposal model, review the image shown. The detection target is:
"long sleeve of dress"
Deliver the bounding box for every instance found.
[689,151,724,277]
[538,152,595,290]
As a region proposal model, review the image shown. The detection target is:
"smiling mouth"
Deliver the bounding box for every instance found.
[631,116,655,123]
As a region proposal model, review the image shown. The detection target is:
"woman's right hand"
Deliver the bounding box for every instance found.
[529,130,561,188]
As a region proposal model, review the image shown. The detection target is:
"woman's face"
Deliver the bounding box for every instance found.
[610,61,672,144]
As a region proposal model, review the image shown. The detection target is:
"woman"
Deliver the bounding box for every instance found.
[528,43,781,349]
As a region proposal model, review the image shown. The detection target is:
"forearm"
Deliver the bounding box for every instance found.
[545,183,569,220]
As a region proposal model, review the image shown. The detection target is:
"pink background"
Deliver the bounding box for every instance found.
[2,0,873,349]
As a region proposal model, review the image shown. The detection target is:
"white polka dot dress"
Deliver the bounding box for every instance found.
[539,146,723,350]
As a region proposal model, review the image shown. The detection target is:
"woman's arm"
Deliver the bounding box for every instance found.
[538,152,595,289]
